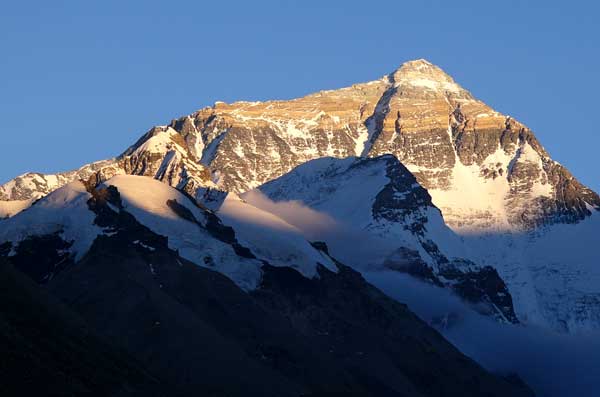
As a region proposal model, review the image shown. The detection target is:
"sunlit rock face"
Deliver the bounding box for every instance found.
[3,59,597,232]
[164,59,599,233]
[0,126,214,207]
[0,160,115,202]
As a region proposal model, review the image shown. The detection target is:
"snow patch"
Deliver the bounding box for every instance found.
[105,175,262,290]
[0,199,34,218]
[0,181,102,259]
[218,193,337,277]
[400,78,462,93]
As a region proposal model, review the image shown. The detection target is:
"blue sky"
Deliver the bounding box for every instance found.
[1,0,598,191]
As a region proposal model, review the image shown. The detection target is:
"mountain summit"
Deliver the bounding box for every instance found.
[389,59,471,98]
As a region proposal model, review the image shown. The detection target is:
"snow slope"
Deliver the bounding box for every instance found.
[105,175,336,289]
[422,141,556,233]
[0,174,338,291]
[216,193,337,276]
[463,212,600,333]
[103,175,263,290]
[0,199,33,219]
[0,182,102,260]
[253,156,465,272]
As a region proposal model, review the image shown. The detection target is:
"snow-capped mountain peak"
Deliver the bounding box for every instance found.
[389,58,471,98]
[1,59,599,332]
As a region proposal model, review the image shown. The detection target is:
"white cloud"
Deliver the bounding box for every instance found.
[242,189,338,239]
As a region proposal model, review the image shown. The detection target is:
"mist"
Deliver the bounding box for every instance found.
[242,190,338,238]
[242,189,398,268]
[365,271,600,397]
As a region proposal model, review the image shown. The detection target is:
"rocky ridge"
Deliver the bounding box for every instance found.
[0,126,213,203]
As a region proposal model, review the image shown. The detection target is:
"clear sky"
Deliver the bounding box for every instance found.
[1,0,599,192]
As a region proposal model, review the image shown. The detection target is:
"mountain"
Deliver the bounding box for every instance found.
[3,59,597,332]
[4,60,598,231]
[166,59,597,231]
[4,57,600,395]
[0,175,533,396]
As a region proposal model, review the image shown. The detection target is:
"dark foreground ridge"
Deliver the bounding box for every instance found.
[0,258,166,397]
[0,184,534,396]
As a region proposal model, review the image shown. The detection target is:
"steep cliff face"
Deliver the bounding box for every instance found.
[365,61,599,231]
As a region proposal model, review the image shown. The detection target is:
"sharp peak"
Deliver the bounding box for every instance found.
[400,58,436,68]
[389,58,455,83]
